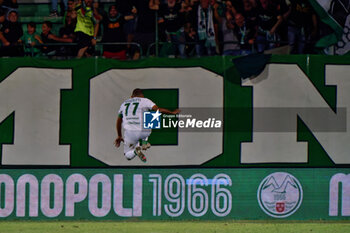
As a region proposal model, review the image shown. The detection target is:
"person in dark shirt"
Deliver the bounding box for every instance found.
[158,0,186,57]
[59,9,76,39]
[132,0,159,59]
[285,0,317,54]
[255,0,283,53]
[39,20,73,56]
[183,21,196,56]
[40,21,58,55]
[0,10,22,56]
[62,0,76,25]
[242,0,258,27]
[58,9,77,57]
[101,5,134,59]
[116,0,137,57]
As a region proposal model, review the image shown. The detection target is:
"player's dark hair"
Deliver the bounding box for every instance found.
[132,88,143,96]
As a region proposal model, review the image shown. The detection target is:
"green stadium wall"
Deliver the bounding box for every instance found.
[0,56,349,220]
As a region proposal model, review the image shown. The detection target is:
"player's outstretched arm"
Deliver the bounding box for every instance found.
[114,116,124,148]
[152,105,180,115]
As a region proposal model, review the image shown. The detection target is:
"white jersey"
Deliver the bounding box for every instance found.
[118,97,156,131]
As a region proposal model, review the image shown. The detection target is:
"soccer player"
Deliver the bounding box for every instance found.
[114,88,180,162]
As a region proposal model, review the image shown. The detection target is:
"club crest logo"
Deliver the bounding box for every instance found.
[257,172,303,218]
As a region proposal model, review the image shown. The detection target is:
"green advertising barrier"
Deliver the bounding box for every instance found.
[1,55,350,168]
[0,56,350,220]
[0,168,349,220]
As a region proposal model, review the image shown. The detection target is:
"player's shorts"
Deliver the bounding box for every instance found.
[123,130,151,155]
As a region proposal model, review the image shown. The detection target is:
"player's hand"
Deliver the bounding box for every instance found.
[114,136,124,148]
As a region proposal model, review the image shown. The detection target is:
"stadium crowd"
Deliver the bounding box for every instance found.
[0,0,323,59]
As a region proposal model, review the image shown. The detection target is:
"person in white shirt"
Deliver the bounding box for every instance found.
[114,88,180,162]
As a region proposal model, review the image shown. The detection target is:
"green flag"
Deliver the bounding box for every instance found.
[309,0,350,55]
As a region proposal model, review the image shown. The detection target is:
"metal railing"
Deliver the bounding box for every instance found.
[4,42,143,58]
[146,39,321,57]
[1,38,324,59]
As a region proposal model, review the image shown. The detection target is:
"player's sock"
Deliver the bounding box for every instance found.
[135,146,147,162]
[141,140,151,150]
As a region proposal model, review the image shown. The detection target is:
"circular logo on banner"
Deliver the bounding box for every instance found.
[257,172,303,218]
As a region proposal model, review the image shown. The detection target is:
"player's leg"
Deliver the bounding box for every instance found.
[140,138,151,150]
[123,130,138,160]
[124,130,147,162]
[123,142,137,160]
[140,131,152,150]
[134,146,147,162]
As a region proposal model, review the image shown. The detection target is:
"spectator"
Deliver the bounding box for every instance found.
[91,0,105,39]
[228,0,244,13]
[188,0,199,7]
[101,5,134,59]
[242,0,258,25]
[115,0,137,58]
[284,0,318,54]
[255,0,283,53]
[158,0,187,57]
[73,0,100,58]
[62,0,76,23]
[60,3,76,35]
[59,8,77,57]
[93,0,106,18]
[39,20,73,56]
[0,9,22,56]
[189,0,217,56]
[183,21,196,56]
[221,1,240,55]
[225,0,237,16]
[132,0,159,59]
[273,0,289,45]
[180,0,195,23]
[19,22,41,56]
[50,0,68,17]
[232,13,256,55]
[210,0,224,54]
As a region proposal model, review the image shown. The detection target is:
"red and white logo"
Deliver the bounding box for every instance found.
[276,202,285,213]
[257,172,303,218]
